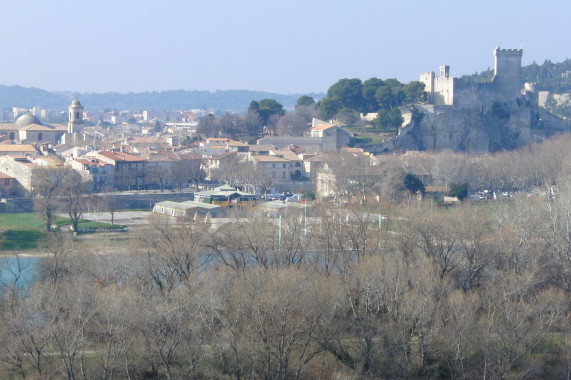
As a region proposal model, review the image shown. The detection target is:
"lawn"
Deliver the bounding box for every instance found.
[0,213,125,251]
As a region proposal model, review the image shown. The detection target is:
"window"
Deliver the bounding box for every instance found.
[272,163,275,168]
[76,112,80,119]
[282,172,286,178]
[38,133,43,141]
[283,164,286,168]
[4,179,9,185]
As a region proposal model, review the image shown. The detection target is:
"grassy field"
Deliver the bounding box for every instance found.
[0,213,125,251]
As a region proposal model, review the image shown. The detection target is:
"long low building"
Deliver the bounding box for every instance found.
[194,185,256,208]
[152,200,222,218]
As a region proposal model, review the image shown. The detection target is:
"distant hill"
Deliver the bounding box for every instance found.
[0,85,324,112]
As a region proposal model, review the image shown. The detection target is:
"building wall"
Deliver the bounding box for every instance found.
[258,136,322,152]
[256,161,292,181]
[19,130,64,145]
[0,156,35,195]
[0,176,15,197]
[67,161,114,191]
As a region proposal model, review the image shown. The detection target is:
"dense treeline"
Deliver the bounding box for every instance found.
[197,97,320,140]
[302,134,571,204]
[461,58,571,93]
[1,135,571,379]
[1,188,570,378]
[318,78,425,129]
[196,77,425,140]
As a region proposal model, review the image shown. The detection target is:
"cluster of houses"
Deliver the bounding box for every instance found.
[0,99,443,211]
[0,99,368,201]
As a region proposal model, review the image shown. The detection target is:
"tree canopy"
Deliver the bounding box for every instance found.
[319,77,426,122]
[296,95,315,108]
[404,173,425,194]
[250,99,285,125]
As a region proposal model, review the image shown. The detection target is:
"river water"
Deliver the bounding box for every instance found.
[0,256,41,291]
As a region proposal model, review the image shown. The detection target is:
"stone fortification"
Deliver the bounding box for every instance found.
[366,46,565,153]
[493,47,523,102]
[420,46,523,111]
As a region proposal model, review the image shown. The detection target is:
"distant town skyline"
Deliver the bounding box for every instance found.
[1,0,569,95]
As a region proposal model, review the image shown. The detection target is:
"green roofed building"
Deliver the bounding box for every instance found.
[194,185,256,208]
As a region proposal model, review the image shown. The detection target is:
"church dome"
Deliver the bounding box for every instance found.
[15,112,42,128]
[70,98,83,108]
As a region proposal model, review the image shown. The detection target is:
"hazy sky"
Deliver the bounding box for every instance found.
[1,0,569,95]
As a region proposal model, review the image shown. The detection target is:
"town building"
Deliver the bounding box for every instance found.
[194,185,256,208]
[0,172,15,197]
[257,118,351,153]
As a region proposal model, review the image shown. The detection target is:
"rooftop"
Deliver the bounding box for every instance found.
[254,155,289,162]
[0,144,37,153]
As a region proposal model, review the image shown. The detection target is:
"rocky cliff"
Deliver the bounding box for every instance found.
[365,100,569,154]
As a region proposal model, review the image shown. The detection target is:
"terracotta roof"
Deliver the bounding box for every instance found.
[210,151,237,160]
[254,155,288,162]
[304,153,332,162]
[311,123,336,131]
[33,156,65,166]
[0,171,14,179]
[249,144,275,152]
[0,144,37,152]
[227,140,248,147]
[281,145,302,154]
[273,150,301,161]
[207,138,229,142]
[129,137,158,144]
[99,151,145,162]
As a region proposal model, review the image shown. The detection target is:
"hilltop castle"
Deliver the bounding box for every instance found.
[420,46,527,111]
[368,47,554,153]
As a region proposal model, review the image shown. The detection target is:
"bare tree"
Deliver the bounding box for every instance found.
[33,167,73,232]
[100,187,122,225]
[275,113,310,136]
[60,170,89,232]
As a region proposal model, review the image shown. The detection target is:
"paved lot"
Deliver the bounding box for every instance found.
[82,211,153,226]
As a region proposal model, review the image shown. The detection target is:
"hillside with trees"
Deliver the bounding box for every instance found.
[318,77,425,131]
[196,96,320,141]
[461,58,571,93]
[0,85,323,112]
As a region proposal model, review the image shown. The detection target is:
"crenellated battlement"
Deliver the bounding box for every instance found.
[420,46,524,108]
[494,46,523,57]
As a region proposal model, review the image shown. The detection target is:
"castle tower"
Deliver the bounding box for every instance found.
[493,46,523,101]
[439,65,450,78]
[68,98,84,133]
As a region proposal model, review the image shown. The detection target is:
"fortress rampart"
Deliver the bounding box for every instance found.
[420,46,525,110]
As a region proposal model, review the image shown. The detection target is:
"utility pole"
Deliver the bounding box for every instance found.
[278,214,282,249]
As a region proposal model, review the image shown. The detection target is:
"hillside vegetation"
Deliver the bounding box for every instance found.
[0,86,322,112]
[461,58,571,93]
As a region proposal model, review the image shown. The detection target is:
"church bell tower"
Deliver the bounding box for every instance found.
[68,98,84,133]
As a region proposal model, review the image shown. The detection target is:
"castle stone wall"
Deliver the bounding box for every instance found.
[492,47,523,102]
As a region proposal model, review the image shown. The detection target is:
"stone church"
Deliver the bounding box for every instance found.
[0,98,85,146]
